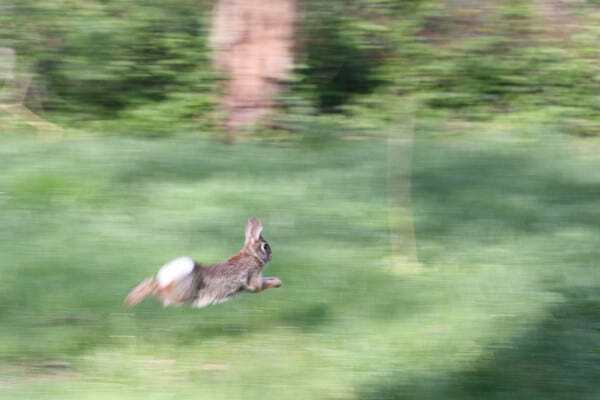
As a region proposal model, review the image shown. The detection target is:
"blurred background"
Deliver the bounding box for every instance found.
[1,1,600,399]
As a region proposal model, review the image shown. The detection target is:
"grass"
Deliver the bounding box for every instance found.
[0,129,599,399]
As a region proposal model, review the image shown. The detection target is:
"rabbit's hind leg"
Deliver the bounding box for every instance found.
[157,283,185,306]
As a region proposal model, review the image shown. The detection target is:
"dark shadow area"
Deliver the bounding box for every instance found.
[411,140,600,263]
[279,303,330,331]
[359,288,600,400]
[299,6,385,113]
[359,138,600,399]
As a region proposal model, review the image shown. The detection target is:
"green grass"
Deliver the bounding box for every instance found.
[0,131,599,399]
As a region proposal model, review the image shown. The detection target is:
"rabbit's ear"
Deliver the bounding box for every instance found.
[245,217,263,245]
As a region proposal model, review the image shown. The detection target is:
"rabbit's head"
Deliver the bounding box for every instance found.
[243,217,272,264]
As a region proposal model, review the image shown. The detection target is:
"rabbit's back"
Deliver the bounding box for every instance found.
[193,259,260,308]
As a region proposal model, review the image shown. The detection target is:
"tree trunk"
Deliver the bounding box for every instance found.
[387,97,422,274]
[210,0,296,138]
[0,47,62,135]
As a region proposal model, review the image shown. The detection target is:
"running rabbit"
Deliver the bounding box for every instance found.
[125,218,281,308]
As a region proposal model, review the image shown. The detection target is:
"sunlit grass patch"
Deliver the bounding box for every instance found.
[1,132,599,399]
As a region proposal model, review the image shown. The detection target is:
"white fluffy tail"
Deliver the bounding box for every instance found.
[125,278,158,307]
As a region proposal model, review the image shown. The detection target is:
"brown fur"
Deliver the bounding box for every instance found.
[124,278,158,307]
[125,218,281,309]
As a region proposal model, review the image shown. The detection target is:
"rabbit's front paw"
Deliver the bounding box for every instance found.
[263,277,282,289]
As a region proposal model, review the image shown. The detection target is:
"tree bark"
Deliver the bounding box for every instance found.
[0,47,62,135]
[210,0,296,138]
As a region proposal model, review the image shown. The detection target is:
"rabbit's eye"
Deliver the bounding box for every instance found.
[262,242,271,253]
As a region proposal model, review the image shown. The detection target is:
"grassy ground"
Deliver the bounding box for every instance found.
[0,129,599,399]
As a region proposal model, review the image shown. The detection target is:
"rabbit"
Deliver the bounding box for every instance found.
[125,217,282,308]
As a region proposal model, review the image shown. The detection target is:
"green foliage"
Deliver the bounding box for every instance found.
[399,1,600,132]
[297,2,386,112]
[4,0,215,123]
[2,0,600,135]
